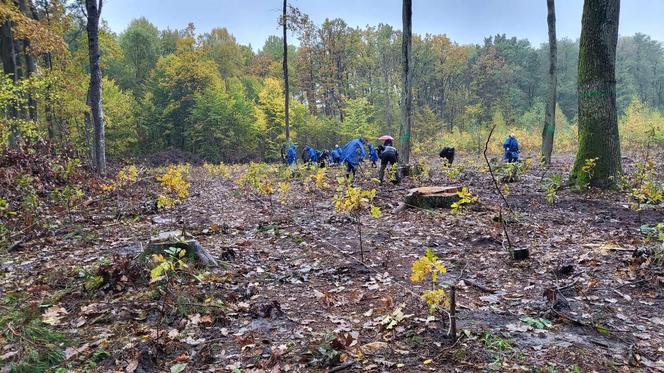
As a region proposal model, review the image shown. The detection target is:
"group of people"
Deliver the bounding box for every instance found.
[282,132,520,182]
[283,136,400,183]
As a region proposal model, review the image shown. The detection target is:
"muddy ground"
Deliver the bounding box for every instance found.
[1,151,662,372]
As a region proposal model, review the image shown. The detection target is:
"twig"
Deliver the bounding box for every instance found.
[483,123,510,210]
[328,360,354,373]
[454,262,469,285]
[616,278,651,289]
[450,286,457,341]
[483,123,514,253]
[498,208,513,251]
[464,279,495,293]
[556,278,579,291]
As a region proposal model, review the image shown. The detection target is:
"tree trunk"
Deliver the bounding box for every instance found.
[400,0,413,165]
[542,0,557,165]
[282,0,290,144]
[17,0,37,121]
[86,0,106,175]
[383,67,393,134]
[1,20,21,149]
[571,0,621,188]
[39,0,55,141]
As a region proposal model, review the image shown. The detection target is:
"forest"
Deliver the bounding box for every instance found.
[0,0,663,372]
[1,1,664,161]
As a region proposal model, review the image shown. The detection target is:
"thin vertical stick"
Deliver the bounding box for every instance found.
[357,217,364,263]
[450,285,457,341]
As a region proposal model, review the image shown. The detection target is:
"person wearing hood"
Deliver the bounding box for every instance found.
[302,145,319,166]
[330,145,342,166]
[503,133,520,163]
[286,143,297,168]
[368,143,379,168]
[341,138,367,179]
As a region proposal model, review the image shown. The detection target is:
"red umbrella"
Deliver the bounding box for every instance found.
[378,135,394,141]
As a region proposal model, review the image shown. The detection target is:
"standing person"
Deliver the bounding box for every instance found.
[341,138,367,179]
[368,143,379,168]
[503,133,520,163]
[379,140,400,183]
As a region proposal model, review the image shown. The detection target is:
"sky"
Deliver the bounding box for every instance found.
[102,0,664,49]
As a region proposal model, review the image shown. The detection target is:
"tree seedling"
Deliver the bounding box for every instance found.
[450,187,478,215]
[333,177,381,262]
[410,248,457,339]
[543,174,563,205]
[156,164,191,209]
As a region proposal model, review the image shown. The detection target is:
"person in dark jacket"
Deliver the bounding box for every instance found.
[439,147,455,165]
[379,141,400,183]
[317,150,329,168]
[503,134,520,163]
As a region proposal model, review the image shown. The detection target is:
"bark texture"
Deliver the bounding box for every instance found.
[399,0,413,165]
[282,0,290,143]
[86,0,106,175]
[1,19,20,149]
[542,0,557,165]
[571,0,621,188]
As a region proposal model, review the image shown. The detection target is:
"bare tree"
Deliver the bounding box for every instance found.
[571,0,621,187]
[400,0,412,165]
[282,0,290,144]
[542,0,557,165]
[85,0,106,175]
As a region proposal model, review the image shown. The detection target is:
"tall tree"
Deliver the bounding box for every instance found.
[571,0,621,187]
[118,17,161,92]
[282,0,290,143]
[542,0,557,164]
[85,0,106,175]
[400,0,413,165]
[0,15,20,149]
[17,0,37,121]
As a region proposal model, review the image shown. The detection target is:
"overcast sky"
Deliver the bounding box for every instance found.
[102,0,664,49]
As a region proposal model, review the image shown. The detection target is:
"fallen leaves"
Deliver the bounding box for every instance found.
[42,304,68,325]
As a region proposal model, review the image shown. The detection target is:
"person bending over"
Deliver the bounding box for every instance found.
[341,138,367,179]
[379,141,400,183]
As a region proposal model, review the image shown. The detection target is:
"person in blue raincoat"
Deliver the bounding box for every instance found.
[503,133,520,163]
[367,143,379,168]
[302,145,319,165]
[341,138,367,179]
[286,143,297,168]
[330,145,342,166]
[308,146,319,163]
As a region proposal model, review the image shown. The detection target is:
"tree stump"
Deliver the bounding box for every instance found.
[141,230,219,267]
[398,186,462,211]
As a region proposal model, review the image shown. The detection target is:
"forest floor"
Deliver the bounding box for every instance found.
[1,149,663,372]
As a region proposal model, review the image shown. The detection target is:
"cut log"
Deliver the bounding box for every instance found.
[142,230,218,267]
[402,186,462,210]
